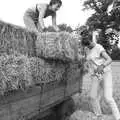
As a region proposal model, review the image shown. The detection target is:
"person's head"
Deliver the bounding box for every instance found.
[81,30,95,49]
[49,0,62,11]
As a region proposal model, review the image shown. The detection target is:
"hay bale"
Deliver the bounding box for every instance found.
[0,20,82,94]
[0,20,83,62]
[28,58,81,85]
[0,53,82,95]
[0,20,37,56]
[0,54,33,94]
[0,54,65,94]
[29,57,66,84]
[36,32,80,61]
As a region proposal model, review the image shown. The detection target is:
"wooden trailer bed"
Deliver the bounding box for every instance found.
[0,20,83,120]
[0,72,82,120]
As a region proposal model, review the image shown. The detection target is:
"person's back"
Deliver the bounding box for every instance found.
[23,0,62,33]
[26,4,47,13]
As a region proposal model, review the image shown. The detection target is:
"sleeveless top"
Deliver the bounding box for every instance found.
[44,5,55,18]
[86,44,111,74]
[36,4,55,18]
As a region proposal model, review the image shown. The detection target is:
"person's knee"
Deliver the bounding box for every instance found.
[104,94,114,103]
[89,95,98,103]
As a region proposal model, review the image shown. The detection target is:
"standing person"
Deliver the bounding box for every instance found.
[81,29,120,120]
[23,0,62,33]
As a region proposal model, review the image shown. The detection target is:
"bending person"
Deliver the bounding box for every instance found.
[23,0,62,33]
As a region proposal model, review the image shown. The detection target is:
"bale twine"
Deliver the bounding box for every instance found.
[36,32,80,61]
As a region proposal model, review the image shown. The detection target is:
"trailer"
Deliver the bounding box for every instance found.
[0,65,83,120]
[0,20,83,120]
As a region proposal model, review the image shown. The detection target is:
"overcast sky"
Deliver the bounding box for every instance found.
[0,0,94,29]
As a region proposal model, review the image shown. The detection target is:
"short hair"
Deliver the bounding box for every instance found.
[81,33,92,46]
[49,0,62,6]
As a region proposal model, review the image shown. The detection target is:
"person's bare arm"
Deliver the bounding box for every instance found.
[37,4,47,30]
[97,51,112,74]
[101,51,112,67]
[52,13,59,32]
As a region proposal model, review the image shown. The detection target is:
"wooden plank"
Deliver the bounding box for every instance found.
[0,104,11,120]
[41,80,64,93]
[65,81,80,96]
[0,86,65,120]
[65,77,81,96]
[9,95,40,120]
[27,107,53,120]
[40,86,65,109]
[0,73,82,120]
[0,86,41,105]
[39,80,65,107]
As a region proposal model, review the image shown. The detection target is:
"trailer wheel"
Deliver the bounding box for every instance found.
[55,98,75,120]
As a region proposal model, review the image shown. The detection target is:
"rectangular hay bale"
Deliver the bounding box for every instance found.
[36,32,80,61]
[0,20,37,56]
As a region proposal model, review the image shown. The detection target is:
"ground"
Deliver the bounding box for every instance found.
[70,61,120,120]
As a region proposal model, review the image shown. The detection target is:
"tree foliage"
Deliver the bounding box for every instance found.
[83,0,113,13]
[82,0,120,54]
[111,47,120,60]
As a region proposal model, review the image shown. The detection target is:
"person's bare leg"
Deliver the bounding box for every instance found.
[23,14,39,33]
[90,76,102,116]
[103,71,120,120]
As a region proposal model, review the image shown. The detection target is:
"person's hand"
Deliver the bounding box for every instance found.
[42,28,47,32]
[53,26,60,32]
[95,64,105,74]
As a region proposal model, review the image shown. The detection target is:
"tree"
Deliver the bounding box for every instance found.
[83,0,113,13]
[82,0,120,53]
[110,47,120,60]
[109,0,120,30]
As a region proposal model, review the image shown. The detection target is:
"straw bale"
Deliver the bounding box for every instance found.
[0,54,33,94]
[29,57,66,84]
[0,20,83,95]
[0,20,37,56]
[0,20,83,62]
[0,53,81,95]
[36,32,80,61]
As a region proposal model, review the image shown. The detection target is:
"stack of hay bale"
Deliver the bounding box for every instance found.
[0,20,83,95]
[36,32,79,61]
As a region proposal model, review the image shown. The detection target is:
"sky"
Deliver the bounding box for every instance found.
[0,0,94,29]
